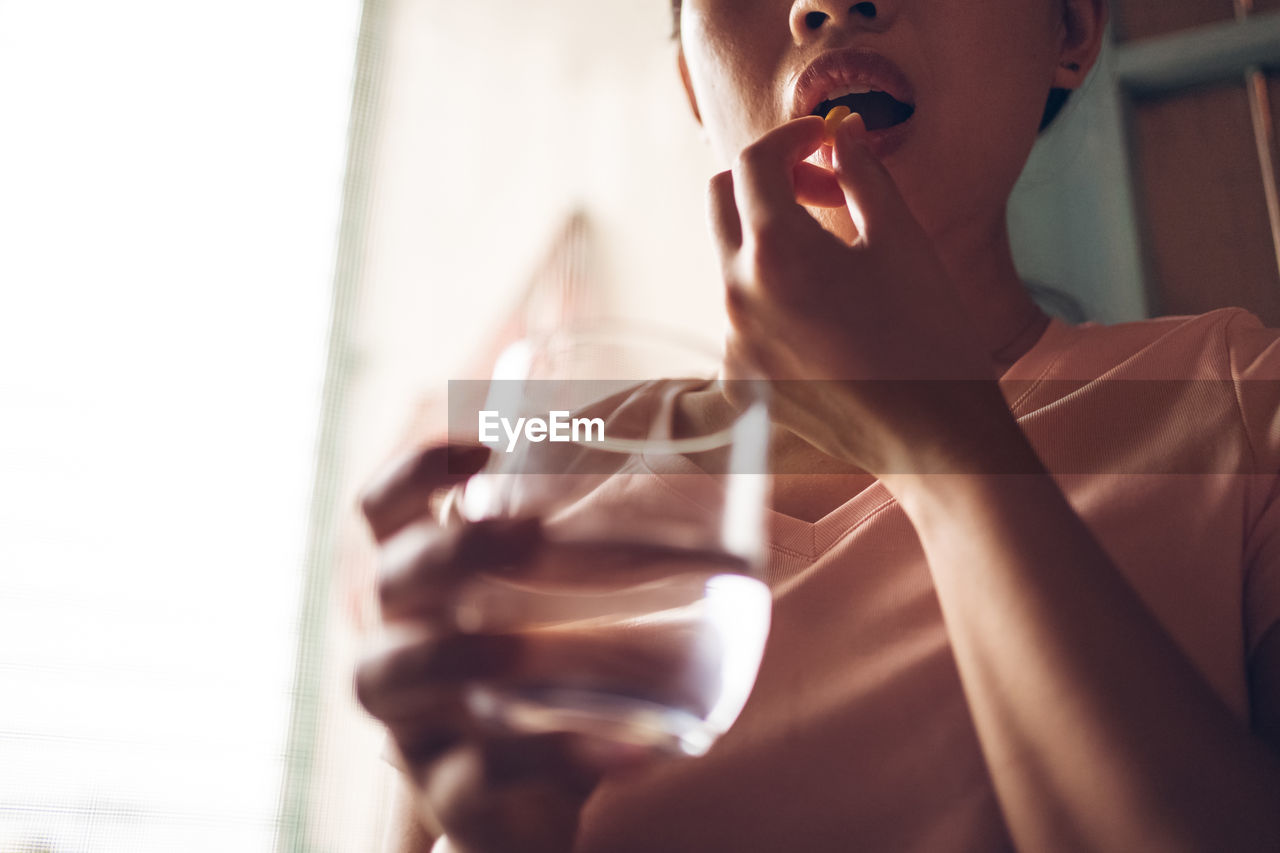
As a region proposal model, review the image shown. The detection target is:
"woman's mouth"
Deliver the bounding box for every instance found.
[790,47,918,160]
[810,90,914,132]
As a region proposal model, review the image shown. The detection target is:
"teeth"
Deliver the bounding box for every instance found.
[823,85,874,102]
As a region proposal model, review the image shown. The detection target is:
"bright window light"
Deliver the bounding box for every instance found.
[0,2,360,850]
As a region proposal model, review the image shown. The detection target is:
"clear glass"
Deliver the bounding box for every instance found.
[445,325,772,756]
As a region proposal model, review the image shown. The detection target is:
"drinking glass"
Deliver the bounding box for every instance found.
[441,325,772,757]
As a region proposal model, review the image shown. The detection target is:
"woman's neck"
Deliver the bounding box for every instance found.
[932,208,1049,375]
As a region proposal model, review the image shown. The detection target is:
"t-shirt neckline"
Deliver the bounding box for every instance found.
[764,315,1072,558]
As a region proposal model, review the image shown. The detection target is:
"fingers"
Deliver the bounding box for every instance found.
[355,629,520,771]
[831,112,911,244]
[732,115,826,234]
[710,161,843,258]
[707,169,743,284]
[355,631,523,714]
[425,733,643,853]
[357,620,715,723]
[361,444,490,543]
[709,119,846,276]
[378,518,542,621]
[355,629,664,853]
[792,161,846,208]
[435,732,636,798]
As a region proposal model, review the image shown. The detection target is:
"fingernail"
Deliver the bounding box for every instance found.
[838,111,867,146]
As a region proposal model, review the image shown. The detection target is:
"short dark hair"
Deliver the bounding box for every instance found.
[1040,87,1071,132]
[669,0,1072,133]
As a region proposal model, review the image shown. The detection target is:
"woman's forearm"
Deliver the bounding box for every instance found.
[887,433,1280,851]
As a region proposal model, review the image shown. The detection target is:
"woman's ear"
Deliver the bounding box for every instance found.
[1053,0,1108,90]
[677,46,704,126]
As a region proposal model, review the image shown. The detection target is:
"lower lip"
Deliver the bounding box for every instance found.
[811,115,913,167]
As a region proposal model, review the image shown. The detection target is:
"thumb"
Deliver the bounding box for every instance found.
[831,112,907,244]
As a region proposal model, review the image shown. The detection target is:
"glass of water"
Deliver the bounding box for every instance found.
[442,324,772,757]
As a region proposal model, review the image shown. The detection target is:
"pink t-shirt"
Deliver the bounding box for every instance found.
[574,307,1280,852]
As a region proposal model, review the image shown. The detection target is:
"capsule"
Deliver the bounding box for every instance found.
[823,106,852,145]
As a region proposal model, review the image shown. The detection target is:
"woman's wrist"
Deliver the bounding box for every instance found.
[875,383,1041,488]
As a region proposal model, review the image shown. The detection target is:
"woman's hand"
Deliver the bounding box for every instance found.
[712,113,1017,477]
[354,444,651,853]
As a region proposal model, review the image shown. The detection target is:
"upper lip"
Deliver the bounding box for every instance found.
[789,47,917,121]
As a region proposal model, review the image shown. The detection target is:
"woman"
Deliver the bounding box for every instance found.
[356,0,1280,850]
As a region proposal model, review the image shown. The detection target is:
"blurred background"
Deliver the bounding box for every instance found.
[3,0,1280,851]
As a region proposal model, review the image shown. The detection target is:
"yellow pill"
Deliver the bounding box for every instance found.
[823,105,852,145]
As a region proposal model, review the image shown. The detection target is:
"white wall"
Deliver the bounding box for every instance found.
[355,0,722,423]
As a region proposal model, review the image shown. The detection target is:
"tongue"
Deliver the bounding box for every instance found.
[822,91,914,131]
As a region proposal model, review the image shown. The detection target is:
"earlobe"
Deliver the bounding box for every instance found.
[1052,0,1108,90]
[677,48,704,126]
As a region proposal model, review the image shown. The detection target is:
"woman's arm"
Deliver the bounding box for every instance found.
[887,413,1280,852]
[1252,626,1280,753]
[711,114,1280,850]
